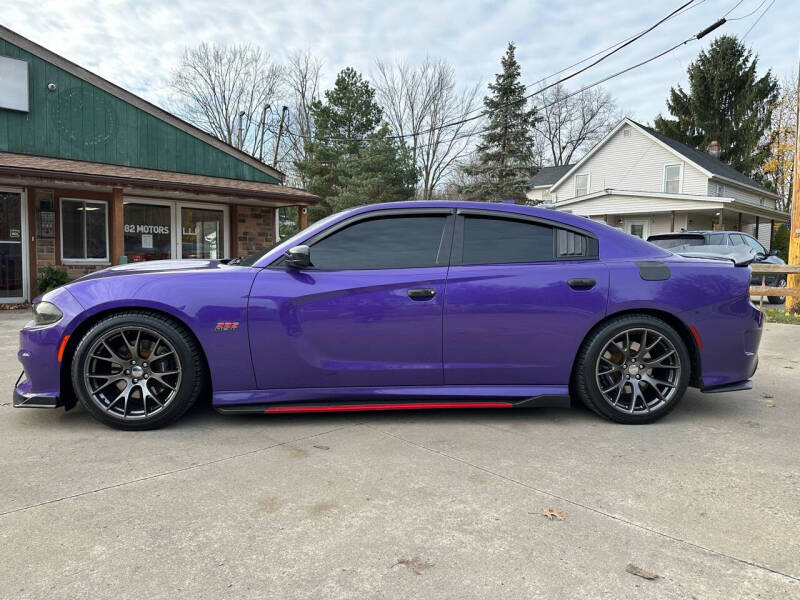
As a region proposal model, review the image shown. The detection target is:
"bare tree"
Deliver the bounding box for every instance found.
[373,58,481,199]
[533,82,621,166]
[279,50,323,187]
[170,43,282,157]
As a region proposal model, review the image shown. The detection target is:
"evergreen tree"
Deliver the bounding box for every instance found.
[654,35,778,176]
[461,42,538,202]
[297,68,416,220]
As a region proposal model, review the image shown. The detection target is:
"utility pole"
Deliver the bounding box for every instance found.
[258,104,269,162]
[273,106,288,168]
[787,57,800,314]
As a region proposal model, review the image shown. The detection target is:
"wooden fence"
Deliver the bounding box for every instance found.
[749,263,800,308]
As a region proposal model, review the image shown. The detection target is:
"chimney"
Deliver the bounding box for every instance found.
[707,140,721,159]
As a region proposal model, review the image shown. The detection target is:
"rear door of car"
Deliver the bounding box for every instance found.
[442,210,609,386]
[248,209,454,389]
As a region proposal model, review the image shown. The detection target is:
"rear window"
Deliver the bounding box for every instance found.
[648,235,704,249]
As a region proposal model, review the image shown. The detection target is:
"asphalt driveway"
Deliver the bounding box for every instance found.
[1,309,798,599]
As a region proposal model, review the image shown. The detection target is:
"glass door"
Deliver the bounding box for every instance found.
[0,190,26,302]
[178,205,226,260]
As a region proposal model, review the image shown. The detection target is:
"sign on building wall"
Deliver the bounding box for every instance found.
[0,55,29,112]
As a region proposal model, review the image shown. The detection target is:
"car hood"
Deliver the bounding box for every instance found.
[73,259,229,282]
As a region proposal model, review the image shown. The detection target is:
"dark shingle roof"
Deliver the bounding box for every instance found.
[630,120,774,196]
[529,164,574,187]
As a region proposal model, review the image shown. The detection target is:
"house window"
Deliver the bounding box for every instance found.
[664,165,681,194]
[622,127,631,138]
[575,174,589,197]
[60,199,108,262]
[710,182,724,197]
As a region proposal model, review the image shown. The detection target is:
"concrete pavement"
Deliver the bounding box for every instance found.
[1,309,798,599]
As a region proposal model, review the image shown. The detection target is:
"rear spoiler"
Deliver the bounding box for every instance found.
[676,252,756,267]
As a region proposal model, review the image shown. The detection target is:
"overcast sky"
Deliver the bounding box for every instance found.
[3,0,797,125]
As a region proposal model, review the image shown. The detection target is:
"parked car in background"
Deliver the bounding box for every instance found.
[15,202,763,429]
[647,231,787,304]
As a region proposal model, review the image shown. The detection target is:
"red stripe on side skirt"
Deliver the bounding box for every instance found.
[264,402,514,414]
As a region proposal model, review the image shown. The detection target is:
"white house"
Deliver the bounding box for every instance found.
[526,118,787,249]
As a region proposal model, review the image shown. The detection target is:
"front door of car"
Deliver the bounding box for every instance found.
[248,211,454,389]
[443,211,609,386]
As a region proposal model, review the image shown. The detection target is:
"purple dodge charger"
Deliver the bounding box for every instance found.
[14,202,762,429]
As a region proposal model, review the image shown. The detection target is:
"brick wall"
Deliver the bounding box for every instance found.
[236,205,276,257]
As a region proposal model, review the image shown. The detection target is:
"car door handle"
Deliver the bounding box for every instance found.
[568,278,596,290]
[408,288,436,300]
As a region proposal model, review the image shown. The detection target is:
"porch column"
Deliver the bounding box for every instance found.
[110,187,124,265]
[755,216,760,241]
[737,212,742,231]
[770,219,775,250]
[670,211,675,232]
[717,209,724,229]
[298,206,308,230]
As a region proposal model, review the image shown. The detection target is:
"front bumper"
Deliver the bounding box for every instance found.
[13,372,61,408]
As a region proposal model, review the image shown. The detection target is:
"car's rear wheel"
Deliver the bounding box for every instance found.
[768,277,787,304]
[71,311,204,430]
[573,314,690,424]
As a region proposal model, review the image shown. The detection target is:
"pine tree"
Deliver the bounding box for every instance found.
[654,35,778,176]
[297,68,416,220]
[461,42,538,202]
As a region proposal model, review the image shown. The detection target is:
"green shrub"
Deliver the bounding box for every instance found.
[773,223,789,262]
[36,266,70,295]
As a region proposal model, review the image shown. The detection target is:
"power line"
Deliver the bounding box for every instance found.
[727,0,767,20]
[741,0,775,40]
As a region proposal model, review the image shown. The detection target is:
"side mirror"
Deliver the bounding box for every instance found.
[284,245,312,269]
[769,249,779,256]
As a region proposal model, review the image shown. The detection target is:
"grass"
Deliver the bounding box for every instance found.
[762,307,800,324]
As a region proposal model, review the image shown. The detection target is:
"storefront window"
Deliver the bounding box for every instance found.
[181,207,224,259]
[124,203,172,262]
[60,199,108,261]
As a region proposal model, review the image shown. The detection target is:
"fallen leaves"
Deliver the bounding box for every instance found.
[766,401,777,408]
[392,558,434,575]
[626,563,659,580]
[540,507,567,521]
[762,393,774,399]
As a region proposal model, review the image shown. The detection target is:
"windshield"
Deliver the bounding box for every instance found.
[237,211,344,266]
[648,235,704,249]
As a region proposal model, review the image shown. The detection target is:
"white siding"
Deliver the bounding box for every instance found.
[712,180,778,210]
[526,187,550,203]
[551,124,707,200]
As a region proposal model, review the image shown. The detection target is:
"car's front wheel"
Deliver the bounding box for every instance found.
[71,311,204,430]
[573,314,690,424]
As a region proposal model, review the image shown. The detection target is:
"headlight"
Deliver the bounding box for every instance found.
[33,301,63,327]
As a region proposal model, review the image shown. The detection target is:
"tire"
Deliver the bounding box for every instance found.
[573,314,690,424]
[71,311,204,430]
[768,278,787,304]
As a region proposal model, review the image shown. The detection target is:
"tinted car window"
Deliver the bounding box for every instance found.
[729,234,746,246]
[462,216,553,264]
[648,235,704,249]
[707,233,724,245]
[310,215,446,270]
[742,235,766,255]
